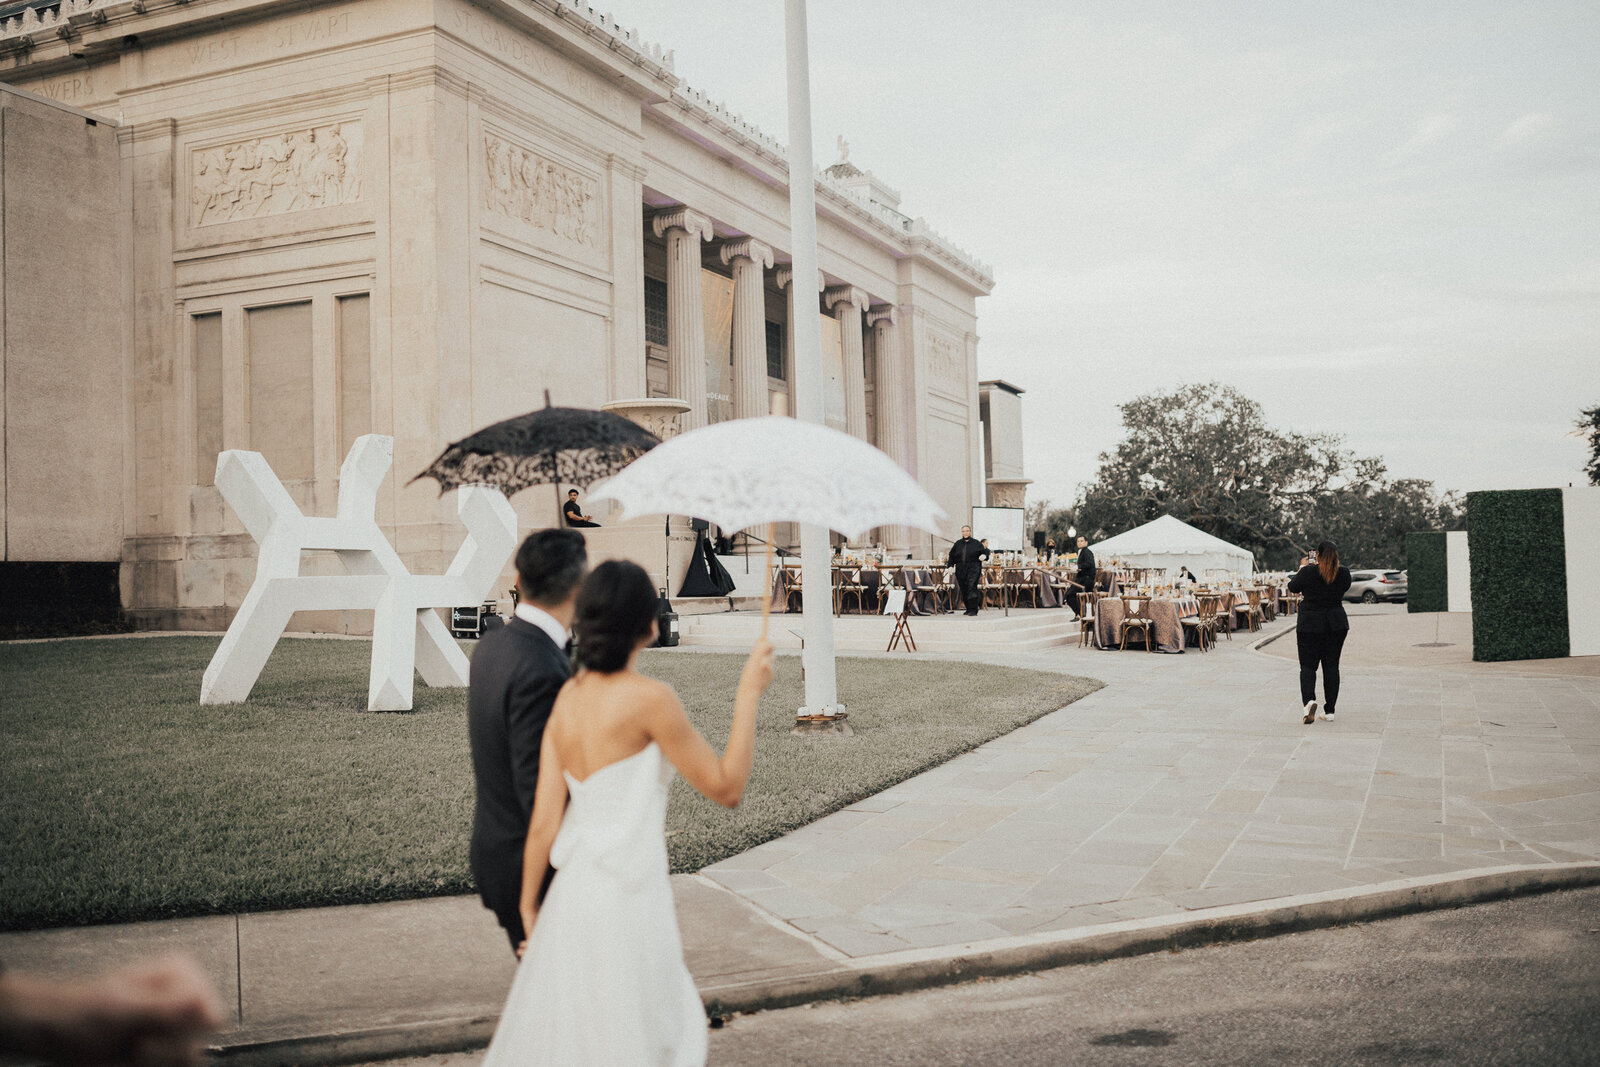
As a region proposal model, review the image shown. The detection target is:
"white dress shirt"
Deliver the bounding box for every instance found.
[514,601,571,649]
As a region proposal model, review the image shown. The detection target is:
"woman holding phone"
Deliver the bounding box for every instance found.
[1287,540,1352,724]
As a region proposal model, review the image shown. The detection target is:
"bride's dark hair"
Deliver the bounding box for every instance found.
[572,560,658,673]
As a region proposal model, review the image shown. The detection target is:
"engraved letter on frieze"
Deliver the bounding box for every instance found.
[481,132,599,248]
[190,122,364,227]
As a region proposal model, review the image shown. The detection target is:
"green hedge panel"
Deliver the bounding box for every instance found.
[1405,531,1448,613]
[1468,489,1569,661]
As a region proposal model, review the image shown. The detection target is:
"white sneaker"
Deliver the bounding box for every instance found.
[1320,708,1335,720]
[1303,700,1317,724]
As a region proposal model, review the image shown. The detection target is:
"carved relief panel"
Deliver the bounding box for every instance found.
[927,329,965,394]
[480,130,601,251]
[190,122,364,228]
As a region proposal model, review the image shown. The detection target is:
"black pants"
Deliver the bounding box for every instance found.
[954,564,982,614]
[1296,628,1348,711]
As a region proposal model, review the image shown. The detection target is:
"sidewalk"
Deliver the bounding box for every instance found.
[3,609,1597,1065]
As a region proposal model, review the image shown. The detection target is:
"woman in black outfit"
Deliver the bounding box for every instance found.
[1287,540,1351,724]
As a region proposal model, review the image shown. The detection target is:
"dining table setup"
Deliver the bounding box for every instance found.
[755,547,1300,658]
[762,556,1292,646]
[1088,582,1293,652]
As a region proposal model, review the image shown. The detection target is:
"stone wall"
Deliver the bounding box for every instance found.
[0,86,122,566]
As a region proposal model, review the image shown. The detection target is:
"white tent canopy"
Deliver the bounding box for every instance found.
[1089,515,1254,577]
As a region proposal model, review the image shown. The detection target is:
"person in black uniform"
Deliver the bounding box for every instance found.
[562,489,600,528]
[1287,539,1351,724]
[468,528,587,951]
[1069,534,1096,619]
[946,525,990,616]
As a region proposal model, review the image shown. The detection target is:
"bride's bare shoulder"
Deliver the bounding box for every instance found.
[626,671,675,699]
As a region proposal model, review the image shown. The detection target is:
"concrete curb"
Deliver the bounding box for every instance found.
[209,1017,495,1067]
[702,861,1600,1015]
[1251,625,1293,650]
[205,862,1600,1066]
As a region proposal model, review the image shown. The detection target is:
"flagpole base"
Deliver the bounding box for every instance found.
[791,707,851,738]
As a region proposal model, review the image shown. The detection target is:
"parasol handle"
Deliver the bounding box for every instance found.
[760,522,776,642]
[760,392,786,644]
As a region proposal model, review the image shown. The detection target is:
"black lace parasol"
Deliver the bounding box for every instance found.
[410,393,660,496]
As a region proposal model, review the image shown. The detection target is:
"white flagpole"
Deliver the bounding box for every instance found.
[784,0,839,717]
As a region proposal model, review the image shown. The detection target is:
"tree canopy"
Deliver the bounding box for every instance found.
[1578,403,1600,487]
[1066,383,1461,569]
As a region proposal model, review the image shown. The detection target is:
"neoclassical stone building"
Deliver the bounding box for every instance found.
[0,0,997,630]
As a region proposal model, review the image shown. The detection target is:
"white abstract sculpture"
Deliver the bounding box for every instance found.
[200,434,517,711]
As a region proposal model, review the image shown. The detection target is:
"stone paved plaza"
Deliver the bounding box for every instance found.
[698,607,1600,958]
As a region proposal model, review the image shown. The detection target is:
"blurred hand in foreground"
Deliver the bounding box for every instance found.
[0,955,223,1067]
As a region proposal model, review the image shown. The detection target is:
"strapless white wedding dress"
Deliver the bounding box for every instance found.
[481,742,705,1066]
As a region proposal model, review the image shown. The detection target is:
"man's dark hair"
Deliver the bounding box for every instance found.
[567,489,578,496]
[515,529,587,606]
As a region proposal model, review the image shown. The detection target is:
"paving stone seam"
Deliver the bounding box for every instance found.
[686,873,851,963]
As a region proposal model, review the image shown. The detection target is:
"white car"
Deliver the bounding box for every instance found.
[1345,569,1407,603]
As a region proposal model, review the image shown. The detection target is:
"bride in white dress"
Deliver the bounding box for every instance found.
[481,560,774,1067]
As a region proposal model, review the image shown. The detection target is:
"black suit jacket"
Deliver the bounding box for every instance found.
[946,537,989,569]
[467,617,571,938]
[1289,564,1352,633]
[1074,547,1096,588]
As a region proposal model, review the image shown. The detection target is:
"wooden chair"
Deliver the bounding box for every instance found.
[1182,595,1222,652]
[1233,588,1264,633]
[1119,595,1155,652]
[980,565,1007,609]
[935,567,958,612]
[905,568,938,614]
[1077,591,1099,647]
[1010,568,1040,608]
[833,567,865,615]
[781,562,804,613]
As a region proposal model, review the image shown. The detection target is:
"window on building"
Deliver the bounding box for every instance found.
[337,294,371,460]
[192,312,223,486]
[765,319,785,381]
[246,301,315,481]
[644,276,668,348]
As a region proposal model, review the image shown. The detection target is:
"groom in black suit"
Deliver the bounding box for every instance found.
[468,528,588,952]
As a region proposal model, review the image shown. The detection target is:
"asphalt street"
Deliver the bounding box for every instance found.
[362,886,1600,1066]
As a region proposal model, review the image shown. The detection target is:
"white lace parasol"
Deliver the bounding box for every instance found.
[587,416,945,539]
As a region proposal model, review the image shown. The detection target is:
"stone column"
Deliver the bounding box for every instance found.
[719,238,775,420]
[651,207,715,432]
[825,285,869,441]
[869,305,909,554]
[776,264,825,390]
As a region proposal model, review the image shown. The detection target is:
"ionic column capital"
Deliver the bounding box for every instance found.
[824,285,870,313]
[719,238,774,270]
[867,304,898,328]
[775,266,825,291]
[651,207,714,243]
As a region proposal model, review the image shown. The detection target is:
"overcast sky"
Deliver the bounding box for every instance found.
[615,0,1597,508]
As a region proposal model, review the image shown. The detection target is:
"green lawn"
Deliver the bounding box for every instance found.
[0,636,1099,931]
